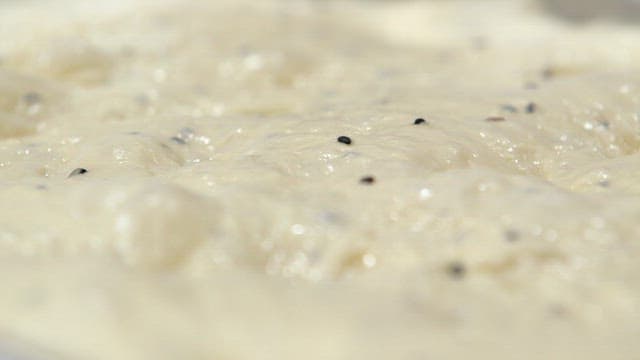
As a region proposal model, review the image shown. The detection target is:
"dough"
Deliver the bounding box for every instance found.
[0,0,639,359]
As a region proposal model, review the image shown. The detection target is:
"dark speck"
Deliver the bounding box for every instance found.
[446,262,466,279]
[524,82,538,90]
[22,92,42,105]
[337,136,352,145]
[548,303,569,318]
[68,168,88,177]
[525,102,537,114]
[414,118,427,125]
[542,67,555,80]
[320,211,344,225]
[485,116,506,122]
[598,180,610,188]
[170,136,186,145]
[359,176,375,185]
[504,229,521,242]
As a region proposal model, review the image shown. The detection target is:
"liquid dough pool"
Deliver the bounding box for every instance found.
[1,0,640,359]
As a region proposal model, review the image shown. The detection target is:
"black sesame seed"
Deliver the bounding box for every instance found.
[525,102,537,114]
[170,136,186,145]
[337,136,352,145]
[446,262,466,279]
[414,118,426,125]
[22,92,42,105]
[504,229,520,242]
[542,67,555,79]
[359,176,375,185]
[68,168,88,177]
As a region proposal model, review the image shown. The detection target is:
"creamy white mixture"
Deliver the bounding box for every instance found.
[1,0,640,359]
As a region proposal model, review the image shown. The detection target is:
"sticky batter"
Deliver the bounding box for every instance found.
[0,0,639,359]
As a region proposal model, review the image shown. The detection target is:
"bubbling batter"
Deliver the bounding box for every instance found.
[0,0,639,359]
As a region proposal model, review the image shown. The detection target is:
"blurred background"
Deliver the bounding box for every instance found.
[0,0,639,22]
[538,0,640,21]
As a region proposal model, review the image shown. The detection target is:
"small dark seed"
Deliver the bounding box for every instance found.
[170,136,186,145]
[68,168,88,177]
[542,67,555,79]
[359,176,375,185]
[337,136,352,145]
[504,229,521,242]
[414,118,426,125]
[446,262,466,279]
[22,92,42,105]
[485,116,506,122]
[525,102,537,114]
